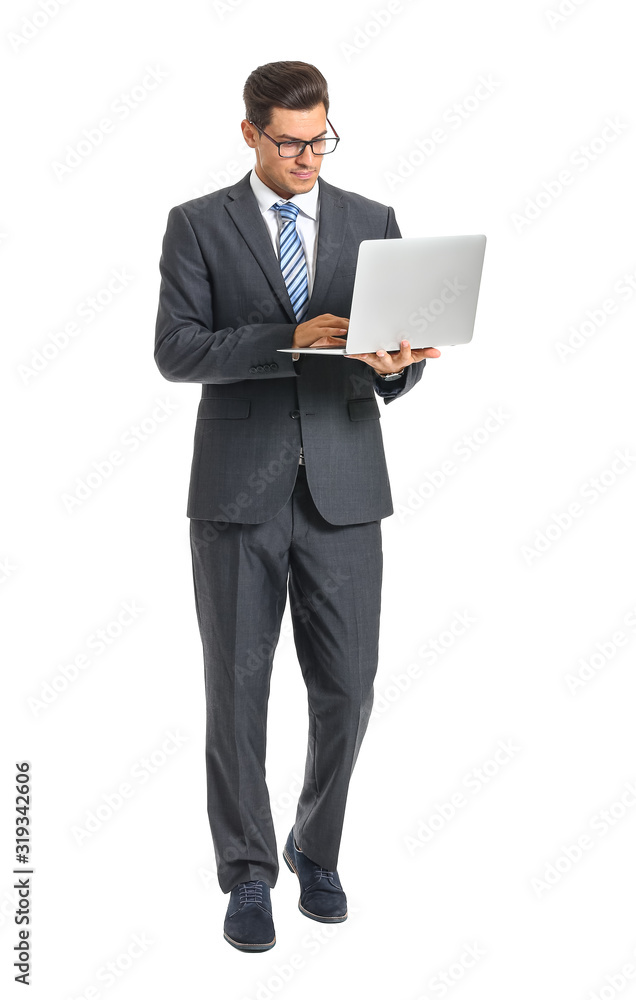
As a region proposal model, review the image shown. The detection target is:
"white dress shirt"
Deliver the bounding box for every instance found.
[249,166,320,297]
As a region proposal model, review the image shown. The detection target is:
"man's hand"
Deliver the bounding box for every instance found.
[345,339,441,374]
[292,314,349,349]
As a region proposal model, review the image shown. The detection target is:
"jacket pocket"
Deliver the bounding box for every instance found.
[347,397,380,421]
[197,397,251,419]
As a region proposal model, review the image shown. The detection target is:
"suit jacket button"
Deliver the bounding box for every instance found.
[249,366,257,374]
[290,409,300,419]
[256,365,265,373]
[263,364,271,372]
[270,362,278,371]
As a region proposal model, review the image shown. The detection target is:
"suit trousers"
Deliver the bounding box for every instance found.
[189,462,383,893]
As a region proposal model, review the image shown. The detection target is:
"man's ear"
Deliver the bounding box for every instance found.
[241,120,258,148]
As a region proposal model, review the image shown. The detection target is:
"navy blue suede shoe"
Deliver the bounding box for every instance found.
[283,829,348,923]
[223,880,276,952]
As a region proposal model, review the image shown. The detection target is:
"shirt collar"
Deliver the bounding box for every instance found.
[250,166,319,221]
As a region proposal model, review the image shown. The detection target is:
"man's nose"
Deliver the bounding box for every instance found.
[296,146,317,167]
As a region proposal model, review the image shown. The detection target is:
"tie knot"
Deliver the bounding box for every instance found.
[272,200,300,221]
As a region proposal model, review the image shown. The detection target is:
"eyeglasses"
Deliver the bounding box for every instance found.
[249,117,340,157]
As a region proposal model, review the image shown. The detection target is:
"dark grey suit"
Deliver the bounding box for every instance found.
[154,169,425,891]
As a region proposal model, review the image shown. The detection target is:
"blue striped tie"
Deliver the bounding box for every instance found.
[272,200,309,323]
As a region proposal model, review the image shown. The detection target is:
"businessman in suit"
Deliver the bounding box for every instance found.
[154,61,440,952]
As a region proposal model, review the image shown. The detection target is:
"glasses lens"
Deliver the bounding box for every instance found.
[312,138,338,154]
[279,137,339,156]
[279,142,304,157]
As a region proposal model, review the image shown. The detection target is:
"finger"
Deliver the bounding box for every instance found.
[310,335,349,348]
[323,316,350,329]
[412,347,441,358]
[373,343,408,372]
[344,351,391,370]
[374,356,394,373]
[376,342,407,361]
[309,332,347,345]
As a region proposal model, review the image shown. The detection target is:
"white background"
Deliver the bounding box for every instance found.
[3,0,636,997]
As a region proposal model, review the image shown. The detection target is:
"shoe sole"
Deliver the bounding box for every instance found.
[223,931,276,952]
[283,848,348,923]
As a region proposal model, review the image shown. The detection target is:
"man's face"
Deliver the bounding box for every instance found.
[242,104,328,199]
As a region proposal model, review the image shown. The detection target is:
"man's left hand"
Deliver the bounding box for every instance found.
[344,339,441,374]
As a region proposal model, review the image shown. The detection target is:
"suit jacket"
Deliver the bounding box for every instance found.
[154,169,425,524]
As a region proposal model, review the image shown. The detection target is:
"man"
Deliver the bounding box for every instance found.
[154,60,440,953]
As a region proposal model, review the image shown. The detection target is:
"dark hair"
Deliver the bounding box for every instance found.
[243,61,329,132]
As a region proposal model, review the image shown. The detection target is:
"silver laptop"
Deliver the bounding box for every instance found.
[278,234,487,355]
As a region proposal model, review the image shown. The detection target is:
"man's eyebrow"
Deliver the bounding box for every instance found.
[276,129,328,140]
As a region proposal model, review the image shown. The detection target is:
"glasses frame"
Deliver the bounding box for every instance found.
[249,117,340,157]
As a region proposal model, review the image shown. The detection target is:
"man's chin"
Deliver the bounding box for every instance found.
[270,171,318,198]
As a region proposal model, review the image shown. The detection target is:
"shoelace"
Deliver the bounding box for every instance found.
[313,866,336,882]
[238,880,264,904]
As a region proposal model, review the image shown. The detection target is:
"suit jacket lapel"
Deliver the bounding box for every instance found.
[225,172,296,322]
[224,171,349,324]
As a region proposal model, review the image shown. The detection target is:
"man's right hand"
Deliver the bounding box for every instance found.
[292,314,349,349]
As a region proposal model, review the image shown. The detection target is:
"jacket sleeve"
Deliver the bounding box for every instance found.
[154,205,299,384]
[373,205,426,405]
